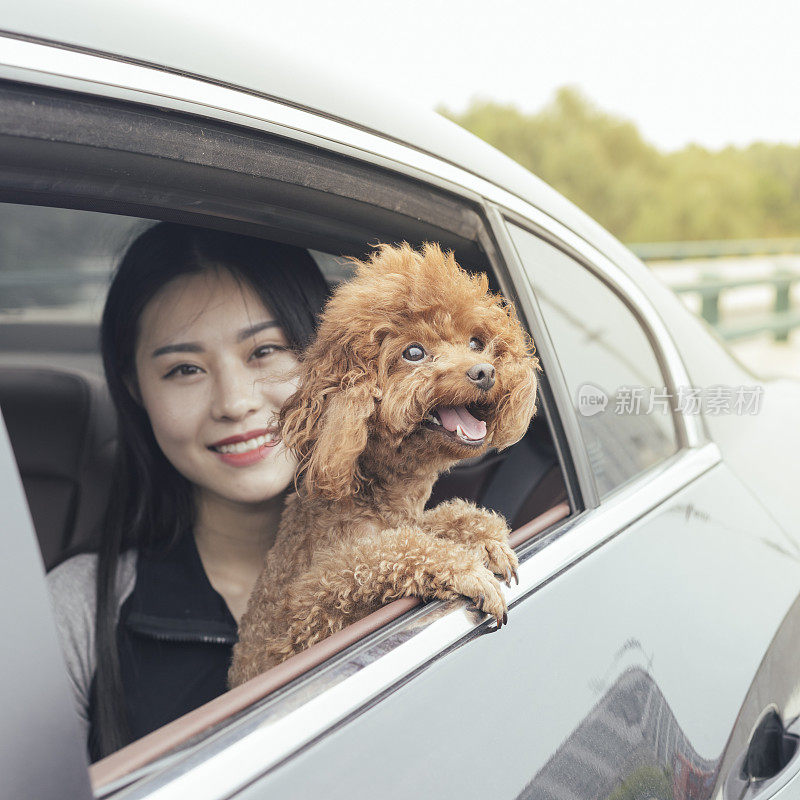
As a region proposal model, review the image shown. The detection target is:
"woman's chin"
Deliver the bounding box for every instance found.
[193,449,298,507]
[199,477,294,508]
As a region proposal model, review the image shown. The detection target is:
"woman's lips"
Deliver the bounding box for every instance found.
[209,428,277,448]
[214,446,277,467]
[208,429,280,467]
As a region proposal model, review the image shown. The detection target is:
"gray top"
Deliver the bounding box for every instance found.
[46,551,137,744]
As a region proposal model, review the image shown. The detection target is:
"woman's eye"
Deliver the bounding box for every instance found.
[402,344,426,362]
[251,344,280,360]
[164,364,202,378]
[469,337,485,352]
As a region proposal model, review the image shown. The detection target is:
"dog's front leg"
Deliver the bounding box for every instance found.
[423,498,518,585]
[238,526,509,672]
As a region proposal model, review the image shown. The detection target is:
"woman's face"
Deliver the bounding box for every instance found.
[134,269,301,508]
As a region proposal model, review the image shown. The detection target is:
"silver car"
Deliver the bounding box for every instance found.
[2,5,800,800]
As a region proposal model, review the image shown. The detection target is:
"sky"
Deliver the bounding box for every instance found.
[198,0,800,153]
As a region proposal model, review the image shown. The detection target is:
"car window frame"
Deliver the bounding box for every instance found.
[0,78,581,797]
[488,204,707,508]
[505,218,684,497]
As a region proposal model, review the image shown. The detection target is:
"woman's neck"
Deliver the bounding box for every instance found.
[192,488,287,622]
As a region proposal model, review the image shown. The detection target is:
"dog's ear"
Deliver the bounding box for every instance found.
[492,356,541,451]
[303,383,375,500]
[280,364,377,501]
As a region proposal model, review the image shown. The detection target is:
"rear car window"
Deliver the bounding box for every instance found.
[507,222,679,497]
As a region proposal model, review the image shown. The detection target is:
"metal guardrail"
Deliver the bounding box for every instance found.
[629,241,800,342]
[671,272,800,342]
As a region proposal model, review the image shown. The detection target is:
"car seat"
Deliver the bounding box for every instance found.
[0,366,117,569]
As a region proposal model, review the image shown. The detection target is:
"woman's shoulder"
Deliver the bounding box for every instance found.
[46,549,138,730]
[46,549,138,664]
[47,549,138,609]
[47,552,99,599]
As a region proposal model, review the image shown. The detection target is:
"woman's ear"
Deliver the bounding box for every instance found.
[281,377,376,501]
[123,373,142,405]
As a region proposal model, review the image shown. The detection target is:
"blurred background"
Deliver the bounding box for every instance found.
[259,0,800,379]
[4,0,800,378]
[441,86,800,379]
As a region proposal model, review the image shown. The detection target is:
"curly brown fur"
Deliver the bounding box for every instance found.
[229,242,540,687]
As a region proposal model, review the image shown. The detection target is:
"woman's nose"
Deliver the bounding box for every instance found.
[211,368,262,422]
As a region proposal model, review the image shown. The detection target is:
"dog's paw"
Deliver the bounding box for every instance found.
[450,566,508,627]
[483,539,519,587]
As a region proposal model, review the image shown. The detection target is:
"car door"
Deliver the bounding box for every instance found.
[226,214,800,800]
[0,413,93,800]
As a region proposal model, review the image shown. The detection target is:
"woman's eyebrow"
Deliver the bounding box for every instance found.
[151,322,279,357]
[151,342,203,358]
[236,320,279,341]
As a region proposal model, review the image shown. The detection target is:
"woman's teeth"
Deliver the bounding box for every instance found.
[214,433,277,454]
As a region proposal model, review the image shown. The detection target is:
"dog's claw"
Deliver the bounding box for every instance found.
[502,611,508,625]
[477,594,484,611]
[512,569,519,586]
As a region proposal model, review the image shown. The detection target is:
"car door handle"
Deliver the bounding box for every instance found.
[724,708,800,799]
[742,709,799,783]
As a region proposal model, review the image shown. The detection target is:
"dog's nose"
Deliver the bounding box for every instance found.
[466,362,495,391]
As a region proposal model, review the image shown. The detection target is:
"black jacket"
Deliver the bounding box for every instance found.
[88,531,238,758]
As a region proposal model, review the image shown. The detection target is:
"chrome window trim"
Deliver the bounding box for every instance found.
[114,443,720,800]
[0,36,494,205]
[487,203,706,508]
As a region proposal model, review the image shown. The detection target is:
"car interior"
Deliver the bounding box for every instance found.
[0,203,570,572]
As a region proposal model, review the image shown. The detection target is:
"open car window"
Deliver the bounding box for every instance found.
[0,82,577,795]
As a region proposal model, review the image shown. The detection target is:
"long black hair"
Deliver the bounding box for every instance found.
[93,222,330,758]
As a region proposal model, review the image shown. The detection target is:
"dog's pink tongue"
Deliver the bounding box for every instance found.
[436,406,486,440]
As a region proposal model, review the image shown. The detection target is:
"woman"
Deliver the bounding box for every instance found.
[47,222,330,761]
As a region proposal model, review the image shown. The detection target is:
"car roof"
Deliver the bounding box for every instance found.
[1,0,617,250]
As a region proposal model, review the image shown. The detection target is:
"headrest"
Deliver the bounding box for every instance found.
[0,366,117,567]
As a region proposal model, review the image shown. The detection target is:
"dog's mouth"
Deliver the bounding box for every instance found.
[423,403,489,447]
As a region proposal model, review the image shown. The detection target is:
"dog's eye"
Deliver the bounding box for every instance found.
[469,337,485,351]
[402,344,426,362]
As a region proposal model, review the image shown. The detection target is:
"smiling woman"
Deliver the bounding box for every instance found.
[45,222,331,761]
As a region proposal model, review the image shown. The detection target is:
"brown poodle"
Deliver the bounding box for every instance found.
[228,242,539,687]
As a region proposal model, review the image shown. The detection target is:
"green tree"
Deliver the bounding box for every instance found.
[441,88,800,243]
